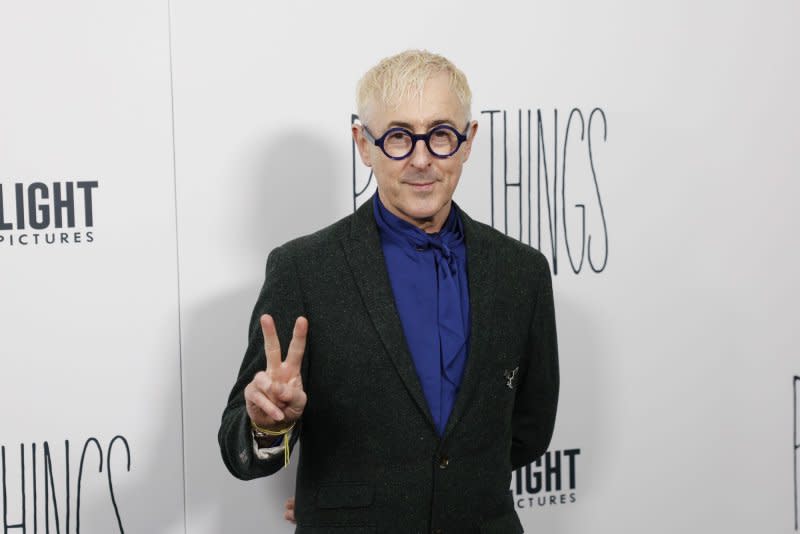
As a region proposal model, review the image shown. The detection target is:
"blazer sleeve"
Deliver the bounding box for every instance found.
[510,257,560,470]
[218,244,307,480]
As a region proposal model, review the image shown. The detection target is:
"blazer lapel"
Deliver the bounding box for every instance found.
[443,210,498,439]
[341,201,436,431]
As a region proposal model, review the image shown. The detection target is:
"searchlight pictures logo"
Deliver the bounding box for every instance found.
[512,448,580,510]
[0,180,99,247]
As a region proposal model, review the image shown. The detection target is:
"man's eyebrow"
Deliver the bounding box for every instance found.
[385,118,456,130]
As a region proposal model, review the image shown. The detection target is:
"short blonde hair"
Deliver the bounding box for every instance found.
[356,49,472,126]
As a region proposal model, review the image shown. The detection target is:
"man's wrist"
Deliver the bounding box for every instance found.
[249,418,296,466]
[252,430,284,449]
[251,418,295,435]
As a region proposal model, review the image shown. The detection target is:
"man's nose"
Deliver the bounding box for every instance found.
[409,138,432,168]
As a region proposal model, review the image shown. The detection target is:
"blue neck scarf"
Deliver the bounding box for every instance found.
[373,193,471,435]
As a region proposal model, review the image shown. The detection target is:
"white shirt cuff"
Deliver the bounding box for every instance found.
[252,428,293,460]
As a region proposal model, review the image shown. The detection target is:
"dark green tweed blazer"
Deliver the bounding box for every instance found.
[219,200,559,534]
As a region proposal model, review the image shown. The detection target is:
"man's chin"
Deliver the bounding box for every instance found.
[401,201,451,225]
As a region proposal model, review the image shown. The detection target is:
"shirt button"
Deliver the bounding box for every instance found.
[415,246,425,252]
[438,456,449,469]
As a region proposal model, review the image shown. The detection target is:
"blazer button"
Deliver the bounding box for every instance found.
[432,529,444,534]
[438,456,449,469]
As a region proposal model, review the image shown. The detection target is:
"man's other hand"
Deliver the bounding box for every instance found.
[284,497,296,524]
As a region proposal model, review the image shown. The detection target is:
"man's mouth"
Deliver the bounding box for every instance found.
[406,181,435,191]
[403,176,437,187]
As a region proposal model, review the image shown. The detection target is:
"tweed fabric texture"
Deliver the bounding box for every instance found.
[218,201,559,534]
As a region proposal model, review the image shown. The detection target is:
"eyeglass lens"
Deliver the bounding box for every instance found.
[384,127,460,158]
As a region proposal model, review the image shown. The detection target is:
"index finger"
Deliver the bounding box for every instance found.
[260,314,282,370]
[284,316,308,369]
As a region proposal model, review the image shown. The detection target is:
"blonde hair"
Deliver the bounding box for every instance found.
[356,49,472,125]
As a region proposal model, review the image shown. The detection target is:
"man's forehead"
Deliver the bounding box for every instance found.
[370,99,464,131]
[383,117,461,130]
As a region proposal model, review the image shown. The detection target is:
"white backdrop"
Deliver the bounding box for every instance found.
[2,1,799,533]
[0,2,185,533]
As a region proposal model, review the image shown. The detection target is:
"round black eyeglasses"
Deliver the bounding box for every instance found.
[362,123,470,160]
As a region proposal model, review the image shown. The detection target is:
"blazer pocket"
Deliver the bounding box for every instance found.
[316,483,374,509]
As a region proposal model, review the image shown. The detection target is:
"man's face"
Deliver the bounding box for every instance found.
[353,73,478,233]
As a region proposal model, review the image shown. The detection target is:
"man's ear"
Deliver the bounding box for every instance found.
[460,120,479,163]
[352,124,372,167]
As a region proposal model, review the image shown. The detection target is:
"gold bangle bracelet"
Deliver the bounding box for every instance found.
[251,419,295,436]
[251,419,295,467]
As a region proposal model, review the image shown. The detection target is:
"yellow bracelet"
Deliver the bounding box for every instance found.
[251,419,294,436]
[251,420,295,467]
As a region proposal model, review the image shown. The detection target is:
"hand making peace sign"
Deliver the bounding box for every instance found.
[244,314,308,430]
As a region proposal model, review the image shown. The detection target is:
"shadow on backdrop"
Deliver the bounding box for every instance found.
[181,131,339,532]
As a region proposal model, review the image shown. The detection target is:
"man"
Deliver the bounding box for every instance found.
[219,50,559,533]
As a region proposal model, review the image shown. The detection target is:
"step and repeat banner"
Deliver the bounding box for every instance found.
[0,2,185,533]
[2,1,799,533]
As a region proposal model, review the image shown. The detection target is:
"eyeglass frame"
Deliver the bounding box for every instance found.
[361,122,472,161]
